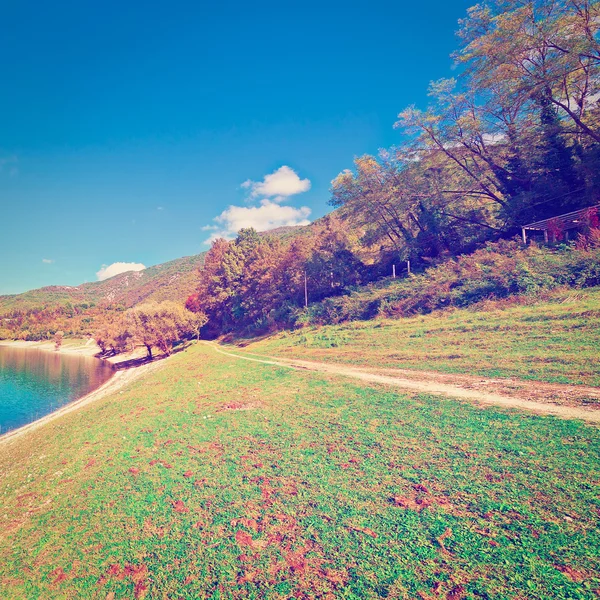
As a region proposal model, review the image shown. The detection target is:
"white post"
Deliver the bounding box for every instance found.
[304,271,308,308]
[407,260,411,275]
[392,264,396,278]
[522,228,527,244]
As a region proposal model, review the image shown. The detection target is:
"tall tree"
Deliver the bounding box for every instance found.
[128,302,202,359]
[456,0,600,144]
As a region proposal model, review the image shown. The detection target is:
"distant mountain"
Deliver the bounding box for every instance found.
[0,225,309,339]
[0,253,206,314]
[0,225,310,314]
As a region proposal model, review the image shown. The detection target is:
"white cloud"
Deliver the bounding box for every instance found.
[242,166,311,201]
[96,262,146,281]
[205,200,311,244]
[203,165,312,244]
[42,258,55,264]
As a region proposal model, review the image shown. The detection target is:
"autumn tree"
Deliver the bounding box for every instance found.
[388,0,600,252]
[94,311,133,355]
[456,0,600,145]
[129,302,204,359]
[54,331,63,351]
[303,215,367,299]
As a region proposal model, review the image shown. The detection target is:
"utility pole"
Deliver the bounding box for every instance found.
[304,271,308,308]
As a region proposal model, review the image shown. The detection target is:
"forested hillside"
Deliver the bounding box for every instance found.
[182,0,600,337]
[0,254,206,340]
[0,226,307,341]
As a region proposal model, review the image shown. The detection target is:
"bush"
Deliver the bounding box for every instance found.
[293,238,600,326]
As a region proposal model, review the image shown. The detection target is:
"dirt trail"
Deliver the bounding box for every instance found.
[208,344,600,423]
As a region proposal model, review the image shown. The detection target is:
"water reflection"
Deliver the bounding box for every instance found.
[0,346,114,434]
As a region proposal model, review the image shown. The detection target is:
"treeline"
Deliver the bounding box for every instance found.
[0,302,97,341]
[94,302,206,358]
[186,222,600,336]
[331,0,599,262]
[185,219,380,335]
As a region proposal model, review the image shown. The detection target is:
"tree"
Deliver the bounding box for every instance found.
[331,155,416,253]
[303,215,366,300]
[456,0,600,145]
[128,302,203,359]
[54,331,63,351]
[331,151,499,263]
[184,296,210,340]
[94,312,133,355]
[194,229,270,332]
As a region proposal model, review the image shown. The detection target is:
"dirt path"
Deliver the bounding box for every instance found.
[208,344,600,423]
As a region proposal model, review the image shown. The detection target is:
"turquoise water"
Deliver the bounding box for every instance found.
[0,346,114,434]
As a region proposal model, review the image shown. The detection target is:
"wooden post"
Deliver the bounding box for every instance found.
[304,271,308,308]
[407,260,411,275]
[544,230,549,243]
[522,227,527,244]
[392,264,396,278]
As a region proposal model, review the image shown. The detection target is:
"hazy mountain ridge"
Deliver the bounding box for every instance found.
[0,253,206,314]
[0,225,308,320]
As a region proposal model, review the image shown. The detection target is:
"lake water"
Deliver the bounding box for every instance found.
[0,346,115,434]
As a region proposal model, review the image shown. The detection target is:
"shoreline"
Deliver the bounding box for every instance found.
[0,338,101,357]
[0,341,164,447]
[0,338,150,365]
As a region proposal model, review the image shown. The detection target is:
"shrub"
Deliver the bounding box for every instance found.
[291,238,600,326]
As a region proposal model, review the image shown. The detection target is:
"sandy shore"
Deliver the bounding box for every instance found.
[0,338,101,357]
[0,341,164,447]
[0,359,163,447]
[0,338,150,365]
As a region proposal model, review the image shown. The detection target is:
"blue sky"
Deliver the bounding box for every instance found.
[0,0,471,294]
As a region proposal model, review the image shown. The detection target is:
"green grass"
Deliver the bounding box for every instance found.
[247,286,600,386]
[1,343,599,598]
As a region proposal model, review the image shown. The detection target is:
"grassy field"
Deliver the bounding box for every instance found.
[245,286,600,387]
[1,343,599,598]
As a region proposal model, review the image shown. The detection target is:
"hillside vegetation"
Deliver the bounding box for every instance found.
[293,238,600,327]
[244,285,600,387]
[0,254,206,341]
[1,342,599,599]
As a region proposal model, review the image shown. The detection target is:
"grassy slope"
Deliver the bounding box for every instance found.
[245,286,600,387]
[1,343,599,599]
